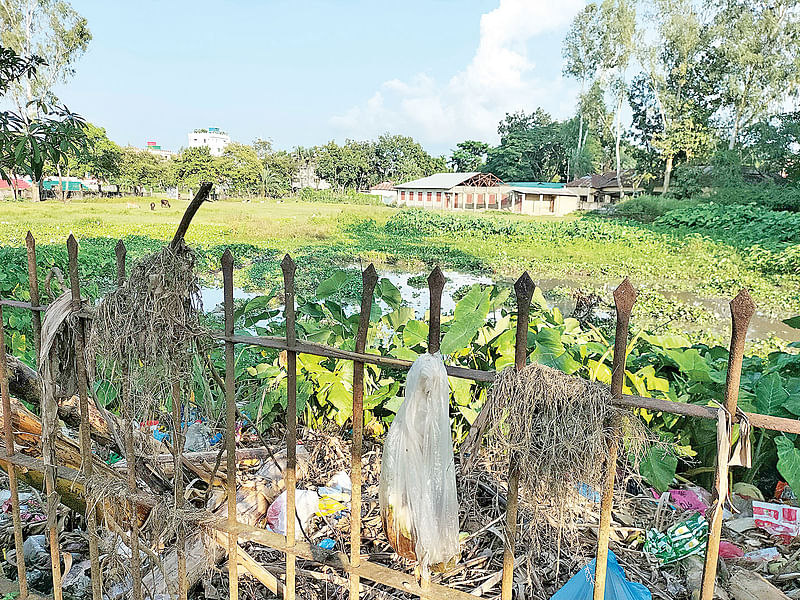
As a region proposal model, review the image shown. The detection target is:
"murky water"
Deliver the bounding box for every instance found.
[199,270,800,343]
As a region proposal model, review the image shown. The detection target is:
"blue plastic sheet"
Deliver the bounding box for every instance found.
[550,550,651,600]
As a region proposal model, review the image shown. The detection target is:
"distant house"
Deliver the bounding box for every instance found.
[394,172,603,216]
[394,172,507,209]
[0,178,31,199]
[566,170,655,204]
[144,141,174,159]
[188,127,230,157]
[368,181,397,204]
[292,164,330,191]
[506,182,586,217]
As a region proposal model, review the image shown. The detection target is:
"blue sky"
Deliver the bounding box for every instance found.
[58,0,584,156]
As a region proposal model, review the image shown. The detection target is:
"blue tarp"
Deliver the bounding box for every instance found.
[550,550,651,600]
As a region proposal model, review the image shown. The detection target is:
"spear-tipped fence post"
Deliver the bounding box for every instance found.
[222,249,239,600]
[593,278,637,600]
[700,289,755,600]
[115,240,144,600]
[67,235,103,600]
[350,264,378,600]
[500,272,535,600]
[427,267,445,354]
[281,254,298,600]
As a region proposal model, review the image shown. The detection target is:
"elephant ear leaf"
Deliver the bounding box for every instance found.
[640,446,678,493]
[782,315,800,330]
[755,373,790,418]
[775,436,800,501]
[440,285,490,355]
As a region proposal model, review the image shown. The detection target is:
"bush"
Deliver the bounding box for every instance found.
[709,184,800,212]
[614,195,698,222]
[294,188,384,206]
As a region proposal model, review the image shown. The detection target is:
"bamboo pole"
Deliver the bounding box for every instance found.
[593,278,637,600]
[700,290,755,600]
[0,305,28,599]
[350,265,377,600]
[28,231,61,600]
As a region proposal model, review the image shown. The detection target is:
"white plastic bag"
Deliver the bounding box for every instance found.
[379,352,460,574]
[266,490,319,539]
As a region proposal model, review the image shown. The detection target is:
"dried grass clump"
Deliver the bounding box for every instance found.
[485,362,651,554]
[88,242,205,410]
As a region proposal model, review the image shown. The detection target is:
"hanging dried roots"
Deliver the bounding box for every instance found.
[88,241,205,412]
[484,362,652,553]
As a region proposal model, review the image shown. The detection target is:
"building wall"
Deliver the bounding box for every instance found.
[188,131,231,157]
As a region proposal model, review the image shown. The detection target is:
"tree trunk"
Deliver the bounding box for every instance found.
[729,103,744,150]
[663,155,673,194]
[615,93,623,199]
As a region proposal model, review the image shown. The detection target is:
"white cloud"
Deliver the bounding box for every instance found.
[330,0,583,151]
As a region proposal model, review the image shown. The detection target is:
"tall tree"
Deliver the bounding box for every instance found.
[599,0,636,191]
[449,140,489,172]
[218,142,261,196]
[711,0,800,149]
[636,0,711,192]
[0,0,91,112]
[563,3,604,177]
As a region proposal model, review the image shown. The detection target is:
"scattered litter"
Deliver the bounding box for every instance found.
[752,500,799,543]
[726,517,757,534]
[644,513,708,564]
[184,421,213,452]
[318,538,336,550]
[719,541,744,558]
[774,481,797,503]
[266,489,320,538]
[651,487,709,515]
[733,482,765,502]
[551,550,651,600]
[576,482,601,503]
[742,547,781,563]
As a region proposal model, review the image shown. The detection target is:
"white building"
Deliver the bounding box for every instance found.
[188,127,231,157]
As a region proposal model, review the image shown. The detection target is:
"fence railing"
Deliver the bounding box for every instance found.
[0,232,799,600]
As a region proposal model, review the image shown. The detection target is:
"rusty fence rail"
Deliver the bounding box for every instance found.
[0,234,798,600]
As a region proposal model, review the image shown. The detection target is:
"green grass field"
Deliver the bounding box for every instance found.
[1,196,798,348]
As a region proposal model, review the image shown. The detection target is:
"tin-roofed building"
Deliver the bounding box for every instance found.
[394,172,506,210]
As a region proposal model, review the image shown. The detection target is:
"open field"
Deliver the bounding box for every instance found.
[1,196,799,348]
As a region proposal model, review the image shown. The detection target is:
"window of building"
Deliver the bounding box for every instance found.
[427,192,432,203]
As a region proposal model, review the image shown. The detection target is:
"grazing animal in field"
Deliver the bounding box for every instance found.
[150,202,156,211]
[126,202,139,209]
[161,198,171,208]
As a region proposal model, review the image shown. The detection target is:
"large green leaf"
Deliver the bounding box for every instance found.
[775,436,800,499]
[755,372,790,417]
[665,349,711,382]
[530,328,580,374]
[316,270,349,298]
[640,446,678,493]
[402,320,429,347]
[641,332,691,349]
[440,285,490,355]
[378,278,402,309]
[782,316,800,330]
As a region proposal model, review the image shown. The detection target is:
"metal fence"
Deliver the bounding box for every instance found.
[1,232,799,600]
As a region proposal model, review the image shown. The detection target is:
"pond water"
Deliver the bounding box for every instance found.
[199,269,800,343]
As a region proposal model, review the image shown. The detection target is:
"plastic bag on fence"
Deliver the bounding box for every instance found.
[379,352,460,575]
[550,550,651,600]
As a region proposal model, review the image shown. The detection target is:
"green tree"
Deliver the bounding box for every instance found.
[218,142,261,196]
[118,146,169,194]
[373,133,447,183]
[1,0,91,112]
[741,112,800,181]
[563,3,604,177]
[171,146,219,191]
[71,122,122,182]
[449,140,489,172]
[599,0,637,191]
[711,0,800,149]
[0,44,86,200]
[484,109,572,182]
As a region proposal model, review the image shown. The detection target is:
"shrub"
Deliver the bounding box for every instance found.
[294,188,384,206]
[614,195,698,222]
